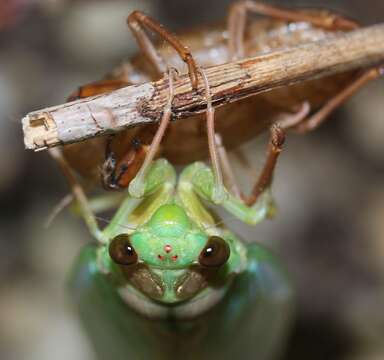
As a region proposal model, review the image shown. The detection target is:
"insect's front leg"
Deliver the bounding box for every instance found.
[101,125,157,190]
[178,133,281,227]
[103,158,176,240]
[99,67,178,194]
[50,151,176,243]
[127,11,199,89]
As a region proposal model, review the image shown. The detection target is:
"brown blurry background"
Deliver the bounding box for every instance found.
[0,1,383,359]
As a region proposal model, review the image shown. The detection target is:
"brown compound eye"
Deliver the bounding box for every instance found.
[109,234,138,266]
[199,236,230,268]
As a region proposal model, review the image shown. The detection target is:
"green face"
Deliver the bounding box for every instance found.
[107,204,232,303]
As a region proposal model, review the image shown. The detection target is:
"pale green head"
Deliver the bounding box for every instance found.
[106,204,234,303]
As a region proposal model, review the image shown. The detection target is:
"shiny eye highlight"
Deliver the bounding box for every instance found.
[109,234,138,266]
[199,236,230,268]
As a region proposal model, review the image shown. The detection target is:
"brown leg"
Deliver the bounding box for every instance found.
[216,124,285,206]
[217,103,309,205]
[127,11,199,89]
[101,126,157,190]
[244,124,285,206]
[227,1,383,132]
[294,67,383,133]
[49,148,104,242]
[276,101,311,130]
[227,0,358,59]
[65,65,158,191]
[199,67,226,204]
[95,68,177,194]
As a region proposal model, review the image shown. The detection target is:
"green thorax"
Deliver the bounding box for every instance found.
[131,204,208,269]
[98,160,247,313]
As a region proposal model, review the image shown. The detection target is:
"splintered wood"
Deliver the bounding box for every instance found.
[22,23,384,151]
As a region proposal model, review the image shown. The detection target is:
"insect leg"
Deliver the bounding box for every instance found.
[49,148,105,243]
[216,103,309,204]
[44,193,74,228]
[180,160,276,227]
[179,111,310,225]
[127,11,199,89]
[215,133,243,199]
[228,1,359,59]
[242,124,285,206]
[199,68,226,204]
[214,125,282,207]
[243,101,316,205]
[294,67,384,133]
[45,191,128,229]
[128,68,177,198]
[101,127,156,190]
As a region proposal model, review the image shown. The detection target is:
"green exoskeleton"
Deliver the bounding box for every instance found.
[64,159,293,360]
[49,66,294,360]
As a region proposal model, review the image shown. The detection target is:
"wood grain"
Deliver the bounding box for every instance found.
[22,23,384,151]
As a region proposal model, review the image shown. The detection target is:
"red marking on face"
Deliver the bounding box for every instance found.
[164,244,172,253]
[171,255,178,261]
[158,255,165,260]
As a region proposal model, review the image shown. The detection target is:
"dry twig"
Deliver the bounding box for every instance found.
[23,23,384,151]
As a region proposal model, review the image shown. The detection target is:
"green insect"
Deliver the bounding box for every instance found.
[50,60,295,358]
[62,157,293,360]
[46,2,351,357]
[46,50,299,357]
[28,0,384,356]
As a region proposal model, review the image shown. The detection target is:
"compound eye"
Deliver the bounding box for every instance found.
[199,236,230,268]
[109,234,138,266]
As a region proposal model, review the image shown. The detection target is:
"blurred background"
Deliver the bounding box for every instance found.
[0,0,383,359]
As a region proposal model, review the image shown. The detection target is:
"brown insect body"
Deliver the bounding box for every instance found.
[63,10,358,182]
